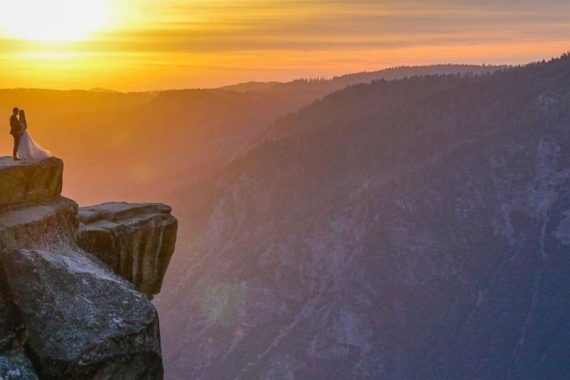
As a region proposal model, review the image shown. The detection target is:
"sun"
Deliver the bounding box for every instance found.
[0,0,108,42]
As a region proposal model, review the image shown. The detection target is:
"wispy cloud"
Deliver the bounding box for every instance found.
[0,0,569,89]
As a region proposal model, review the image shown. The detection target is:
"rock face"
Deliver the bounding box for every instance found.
[77,202,178,298]
[0,157,63,208]
[0,349,37,380]
[3,248,162,379]
[0,260,36,380]
[0,158,177,379]
[0,197,78,251]
[157,56,570,379]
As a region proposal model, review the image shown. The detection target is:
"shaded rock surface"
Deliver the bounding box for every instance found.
[0,263,25,352]
[0,157,62,208]
[0,260,35,380]
[78,202,178,298]
[3,248,162,379]
[0,158,177,379]
[0,349,37,380]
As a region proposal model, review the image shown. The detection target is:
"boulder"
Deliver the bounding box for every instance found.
[0,261,36,380]
[2,248,163,380]
[0,157,63,208]
[77,203,178,298]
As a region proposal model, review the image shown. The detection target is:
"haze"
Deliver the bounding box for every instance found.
[1,0,570,378]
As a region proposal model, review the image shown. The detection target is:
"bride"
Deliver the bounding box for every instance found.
[17,110,52,160]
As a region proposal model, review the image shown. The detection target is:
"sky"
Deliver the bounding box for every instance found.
[0,0,569,91]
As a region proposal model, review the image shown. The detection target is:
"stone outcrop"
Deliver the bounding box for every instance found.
[3,248,162,379]
[0,157,63,208]
[0,349,37,380]
[0,197,78,251]
[0,157,177,379]
[77,203,178,298]
[0,260,36,380]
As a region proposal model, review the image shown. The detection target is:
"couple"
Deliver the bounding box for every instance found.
[9,107,52,161]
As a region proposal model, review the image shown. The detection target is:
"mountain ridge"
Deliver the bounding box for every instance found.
[156,54,570,379]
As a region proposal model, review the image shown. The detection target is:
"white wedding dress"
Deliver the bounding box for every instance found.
[17,122,52,160]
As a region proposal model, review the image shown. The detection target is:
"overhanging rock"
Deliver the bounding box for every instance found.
[77,202,178,298]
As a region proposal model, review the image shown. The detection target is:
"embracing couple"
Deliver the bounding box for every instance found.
[9,107,51,161]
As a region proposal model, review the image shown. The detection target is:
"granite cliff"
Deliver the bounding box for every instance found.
[0,157,177,379]
[157,55,570,379]
[77,203,178,299]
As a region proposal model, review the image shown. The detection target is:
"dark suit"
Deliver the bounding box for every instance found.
[10,115,21,158]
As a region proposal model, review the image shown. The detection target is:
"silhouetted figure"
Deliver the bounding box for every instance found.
[9,107,21,160]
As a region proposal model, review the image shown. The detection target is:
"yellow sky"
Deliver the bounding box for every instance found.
[0,0,569,91]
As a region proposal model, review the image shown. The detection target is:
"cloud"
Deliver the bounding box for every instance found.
[84,0,570,53]
[0,0,569,89]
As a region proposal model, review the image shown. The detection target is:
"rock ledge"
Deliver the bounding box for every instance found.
[0,158,176,379]
[0,157,63,208]
[77,202,178,298]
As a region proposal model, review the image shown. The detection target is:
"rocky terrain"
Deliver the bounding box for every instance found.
[78,202,178,298]
[0,157,177,379]
[156,55,570,379]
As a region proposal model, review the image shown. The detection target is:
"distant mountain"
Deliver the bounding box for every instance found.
[0,65,496,205]
[222,65,506,156]
[88,87,121,93]
[222,64,506,98]
[156,55,570,379]
[221,81,283,93]
[0,64,515,380]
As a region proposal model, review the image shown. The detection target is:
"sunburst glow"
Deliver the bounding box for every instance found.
[0,0,108,42]
[0,0,568,90]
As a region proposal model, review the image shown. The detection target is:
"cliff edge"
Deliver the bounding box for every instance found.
[77,202,178,299]
[0,157,177,379]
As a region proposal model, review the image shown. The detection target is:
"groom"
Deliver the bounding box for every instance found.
[9,107,21,161]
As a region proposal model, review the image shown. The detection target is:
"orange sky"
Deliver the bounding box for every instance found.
[0,0,569,91]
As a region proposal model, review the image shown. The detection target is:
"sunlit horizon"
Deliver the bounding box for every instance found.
[0,0,569,91]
